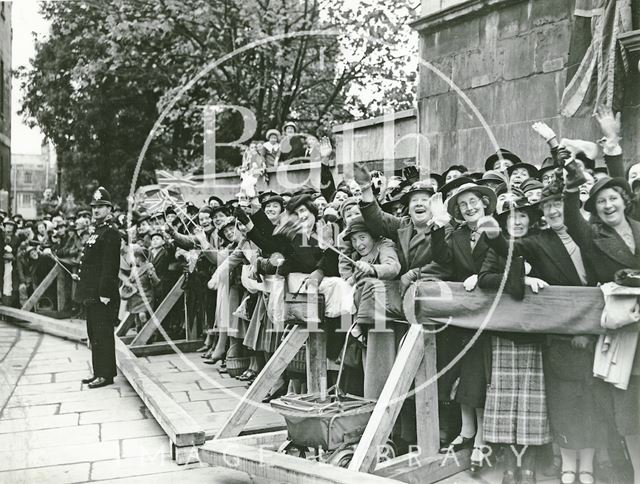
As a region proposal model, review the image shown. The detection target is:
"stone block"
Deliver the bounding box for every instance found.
[53,369,96,383]
[0,413,79,434]
[13,381,82,396]
[451,48,503,89]
[456,85,496,130]
[0,440,119,472]
[90,455,178,481]
[524,71,564,121]
[120,435,170,458]
[0,424,99,451]
[418,55,452,98]
[59,395,141,414]
[498,1,529,39]
[101,419,164,441]
[433,17,480,57]
[530,0,571,27]
[0,463,90,484]
[502,33,535,80]
[534,21,571,73]
[79,409,147,425]
[18,373,53,385]
[0,403,59,419]
[7,388,121,406]
[180,401,211,414]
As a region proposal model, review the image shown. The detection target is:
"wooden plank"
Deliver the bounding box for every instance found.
[198,439,403,484]
[215,326,309,439]
[120,335,135,345]
[56,270,68,312]
[115,338,205,447]
[306,330,327,394]
[130,339,204,357]
[0,306,87,342]
[374,449,470,483]
[413,331,439,457]
[130,275,185,346]
[115,312,135,337]
[21,265,60,311]
[348,324,425,474]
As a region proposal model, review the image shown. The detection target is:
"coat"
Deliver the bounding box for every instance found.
[359,200,451,278]
[431,224,490,281]
[339,237,401,282]
[76,221,122,305]
[564,190,640,283]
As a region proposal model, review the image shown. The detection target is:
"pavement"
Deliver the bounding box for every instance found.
[0,321,253,484]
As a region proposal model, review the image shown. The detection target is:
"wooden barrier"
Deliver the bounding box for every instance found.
[22,265,62,311]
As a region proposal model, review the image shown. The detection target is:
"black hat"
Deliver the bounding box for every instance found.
[164,205,176,216]
[77,210,91,218]
[211,204,231,217]
[261,194,285,209]
[3,219,16,227]
[537,181,563,206]
[537,157,556,180]
[584,177,631,213]
[477,170,508,187]
[259,191,279,204]
[130,210,150,226]
[90,187,112,207]
[149,230,164,239]
[484,148,522,172]
[149,211,165,221]
[442,164,468,182]
[218,217,238,242]
[519,178,544,194]
[292,186,318,197]
[185,202,199,216]
[439,176,474,200]
[495,183,525,199]
[381,194,405,214]
[495,197,540,225]
[507,163,539,179]
[425,173,444,190]
[593,166,609,176]
[401,180,436,205]
[343,216,374,240]
[198,206,214,216]
[12,213,23,220]
[467,172,483,181]
[207,195,224,207]
[286,194,319,219]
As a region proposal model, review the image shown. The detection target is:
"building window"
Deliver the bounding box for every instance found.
[23,171,33,184]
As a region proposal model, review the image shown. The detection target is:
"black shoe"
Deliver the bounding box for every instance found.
[81,375,97,384]
[88,377,114,389]
[439,434,475,454]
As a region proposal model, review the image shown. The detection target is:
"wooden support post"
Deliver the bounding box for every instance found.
[348,324,426,473]
[56,270,68,313]
[414,331,439,456]
[216,326,309,439]
[22,265,60,312]
[115,312,135,337]
[130,275,185,346]
[306,330,327,394]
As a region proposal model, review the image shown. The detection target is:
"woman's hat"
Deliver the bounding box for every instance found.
[282,121,298,131]
[439,176,474,200]
[340,197,360,219]
[261,193,285,209]
[207,195,224,207]
[211,204,231,217]
[401,180,436,205]
[477,170,508,187]
[584,177,631,213]
[286,194,319,219]
[495,197,539,225]
[484,148,522,172]
[343,216,373,240]
[507,162,539,178]
[218,217,239,241]
[265,129,281,139]
[519,178,543,194]
[442,164,468,182]
[446,183,497,221]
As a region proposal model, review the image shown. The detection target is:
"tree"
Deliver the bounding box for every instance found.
[19,0,416,204]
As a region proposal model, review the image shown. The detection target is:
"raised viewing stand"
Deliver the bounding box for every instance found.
[1,267,608,482]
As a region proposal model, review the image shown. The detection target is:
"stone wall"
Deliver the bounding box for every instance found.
[0,2,11,200]
[413,0,640,174]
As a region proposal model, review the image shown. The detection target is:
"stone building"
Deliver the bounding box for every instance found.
[410,0,640,174]
[11,143,56,219]
[0,1,11,210]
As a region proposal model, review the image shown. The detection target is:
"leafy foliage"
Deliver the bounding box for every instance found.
[19,0,416,204]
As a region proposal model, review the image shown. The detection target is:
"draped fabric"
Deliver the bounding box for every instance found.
[560,0,632,117]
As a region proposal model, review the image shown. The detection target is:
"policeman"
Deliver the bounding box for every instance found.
[76,187,121,388]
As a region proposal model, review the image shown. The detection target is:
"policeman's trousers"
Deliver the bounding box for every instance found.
[86,302,117,379]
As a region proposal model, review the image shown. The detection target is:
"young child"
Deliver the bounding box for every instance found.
[125,245,161,332]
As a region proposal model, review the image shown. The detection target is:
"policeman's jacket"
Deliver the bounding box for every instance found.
[77,220,121,304]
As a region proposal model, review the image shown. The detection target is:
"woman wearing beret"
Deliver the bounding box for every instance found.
[429,183,497,472]
[478,197,551,484]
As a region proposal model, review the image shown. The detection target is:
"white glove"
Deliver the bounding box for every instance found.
[428,192,450,227]
[463,274,478,292]
[524,276,548,294]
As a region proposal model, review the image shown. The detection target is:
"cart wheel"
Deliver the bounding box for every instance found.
[328,447,355,467]
[377,439,397,463]
[277,440,311,459]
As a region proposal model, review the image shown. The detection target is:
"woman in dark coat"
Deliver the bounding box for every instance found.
[482,184,612,484]
[563,156,640,481]
[430,183,497,472]
[478,198,552,484]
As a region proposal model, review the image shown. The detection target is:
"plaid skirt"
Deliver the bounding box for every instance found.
[483,336,551,446]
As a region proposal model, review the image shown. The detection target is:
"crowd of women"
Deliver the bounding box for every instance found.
[2,109,639,484]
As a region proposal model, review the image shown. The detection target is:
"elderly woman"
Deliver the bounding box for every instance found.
[478,197,552,484]
[429,183,497,472]
[480,182,612,484]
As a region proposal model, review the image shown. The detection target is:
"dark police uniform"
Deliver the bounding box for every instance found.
[77,187,121,385]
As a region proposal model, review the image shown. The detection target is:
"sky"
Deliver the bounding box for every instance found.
[11,0,50,154]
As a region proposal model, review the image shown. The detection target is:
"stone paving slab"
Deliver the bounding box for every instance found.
[0,462,91,484]
[100,419,165,441]
[0,424,100,452]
